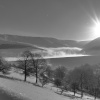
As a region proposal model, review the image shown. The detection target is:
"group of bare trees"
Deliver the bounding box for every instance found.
[17,50,47,84]
[0,50,52,87]
[53,64,100,99]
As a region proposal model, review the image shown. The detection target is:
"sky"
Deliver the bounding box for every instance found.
[0,0,100,40]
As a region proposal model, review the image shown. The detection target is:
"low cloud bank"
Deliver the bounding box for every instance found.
[5,47,88,61]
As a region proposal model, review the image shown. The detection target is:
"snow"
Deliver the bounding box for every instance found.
[0,71,99,100]
[0,77,68,100]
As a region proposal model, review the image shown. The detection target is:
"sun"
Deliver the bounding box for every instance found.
[91,16,100,38]
[92,20,100,37]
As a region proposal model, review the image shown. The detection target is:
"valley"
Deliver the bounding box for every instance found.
[0,34,99,69]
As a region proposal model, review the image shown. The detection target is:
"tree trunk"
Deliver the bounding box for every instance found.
[60,89,64,95]
[36,66,38,83]
[80,74,83,98]
[24,62,27,81]
[74,90,76,96]
[81,90,83,98]
[94,88,97,100]
[24,74,27,81]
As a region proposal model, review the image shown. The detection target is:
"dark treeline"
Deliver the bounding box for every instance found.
[0,50,100,99]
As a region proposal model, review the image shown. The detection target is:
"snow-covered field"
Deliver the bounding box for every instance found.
[0,70,99,100]
[0,77,70,100]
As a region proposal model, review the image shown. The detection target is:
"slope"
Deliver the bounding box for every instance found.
[83,37,100,55]
[0,38,42,57]
[0,38,32,49]
[0,34,90,48]
[0,77,69,100]
[60,40,90,48]
[0,34,66,47]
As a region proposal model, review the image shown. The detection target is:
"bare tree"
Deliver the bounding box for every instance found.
[69,64,94,98]
[54,66,68,94]
[17,50,30,81]
[39,66,53,87]
[54,66,67,80]
[71,82,78,96]
[28,51,47,84]
[39,70,49,87]
[90,70,100,99]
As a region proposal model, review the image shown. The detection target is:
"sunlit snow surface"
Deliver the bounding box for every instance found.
[0,74,99,100]
[0,68,99,100]
[0,87,29,100]
[0,77,68,100]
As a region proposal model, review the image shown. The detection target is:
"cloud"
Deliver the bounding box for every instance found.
[4,47,89,61]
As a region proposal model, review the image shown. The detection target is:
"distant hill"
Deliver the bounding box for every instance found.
[0,34,89,48]
[0,39,32,49]
[83,37,100,55]
[0,34,66,47]
[0,34,91,58]
[60,40,90,48]
[0,37,43,57]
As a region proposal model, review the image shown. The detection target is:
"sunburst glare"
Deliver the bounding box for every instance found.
[90,14,100,38]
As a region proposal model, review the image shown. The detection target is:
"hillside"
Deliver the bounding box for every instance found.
[0,73,98,100]
[0,38,42,57]
[0,34,88,58]
[0,34,66,47]
[60,40,90,48]
[0,77,70,100]
[0,34,89,48]
[0,38,37,49]
[83,37,100,55]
